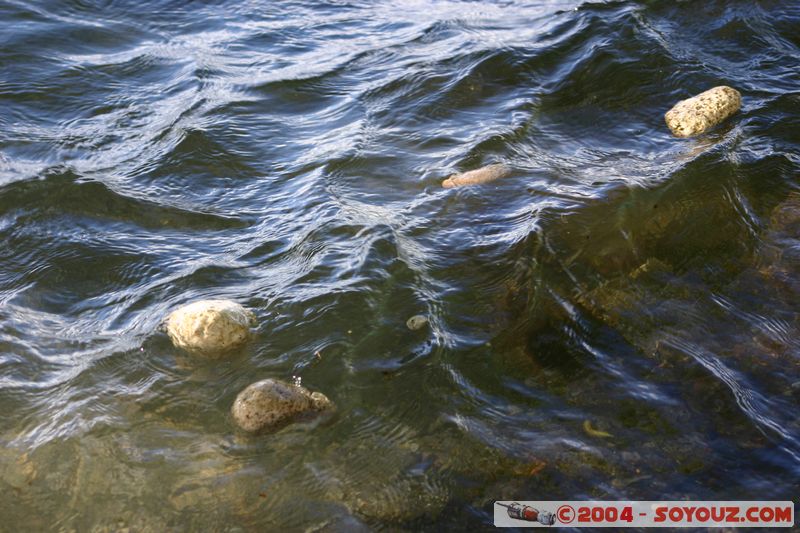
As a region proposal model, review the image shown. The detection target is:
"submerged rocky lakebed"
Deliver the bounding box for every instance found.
[1,0,799,530]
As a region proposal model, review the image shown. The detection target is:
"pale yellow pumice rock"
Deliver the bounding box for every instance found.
[664,86,741,138]
[165,299,255,356]
[406,315,428,330]
[231,379,333,433]
[441,163,511,188]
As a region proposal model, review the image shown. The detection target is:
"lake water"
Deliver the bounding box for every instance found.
[1,0,799,530]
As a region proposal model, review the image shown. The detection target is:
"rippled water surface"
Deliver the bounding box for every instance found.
[2,0,800,530]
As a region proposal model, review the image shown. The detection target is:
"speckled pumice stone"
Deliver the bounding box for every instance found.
[441,163,511,188]
[231,379,333,433]
[165,299,255,356]
[665,86,741,138]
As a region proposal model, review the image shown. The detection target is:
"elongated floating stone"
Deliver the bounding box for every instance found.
[664,86,741,138]
[442,163,511,189]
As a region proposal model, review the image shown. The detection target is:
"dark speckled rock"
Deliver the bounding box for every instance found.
[231,379,333,433]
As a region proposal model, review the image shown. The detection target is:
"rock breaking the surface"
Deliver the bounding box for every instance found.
[165,299,255,356]
[441,163,511,188]
[231,378,333,433]
[664,86,741,138]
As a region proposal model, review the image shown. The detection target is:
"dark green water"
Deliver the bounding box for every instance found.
[1,0,799,530]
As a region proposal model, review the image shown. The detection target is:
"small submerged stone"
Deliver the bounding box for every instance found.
[583,419,613,438]
[769,192,800,234]
[406,314,428,331]
[664,86,741,138]
[441,163,511,189]
[231,378,333,433]
[165,299,255,356]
